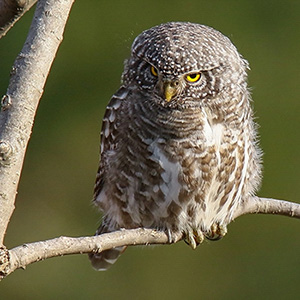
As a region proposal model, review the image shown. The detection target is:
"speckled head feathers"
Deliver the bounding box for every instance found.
[131,22,246,76]
[122,22,249,102]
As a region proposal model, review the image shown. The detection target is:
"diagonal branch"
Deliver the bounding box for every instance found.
[0,0,75,245]
[0,0,37,39]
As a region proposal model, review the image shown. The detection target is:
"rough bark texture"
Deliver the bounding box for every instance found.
[0,0,37,38]
[0,0,75,245]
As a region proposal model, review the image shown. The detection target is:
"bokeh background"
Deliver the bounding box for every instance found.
[1,1,299,299]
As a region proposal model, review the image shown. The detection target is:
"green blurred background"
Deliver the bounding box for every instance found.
[1,1,299,299]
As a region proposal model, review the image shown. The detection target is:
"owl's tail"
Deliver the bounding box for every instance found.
[88,222,127,271]
[89,246,127,271]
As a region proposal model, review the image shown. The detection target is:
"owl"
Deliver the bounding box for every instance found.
[89,22,262,270]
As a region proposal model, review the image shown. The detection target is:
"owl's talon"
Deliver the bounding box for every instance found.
[166,228,182,244]
[205,223,227,241]
[194,229,205,244]
[185,231,197,249]
[185,229,205,249]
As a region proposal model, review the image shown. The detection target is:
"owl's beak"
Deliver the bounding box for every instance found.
[163,81,178,102]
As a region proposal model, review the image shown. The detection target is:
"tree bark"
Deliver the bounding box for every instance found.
[233,196,300,219]
[0,0,75,245]
[0,0,37,39]
[4,228,181,278]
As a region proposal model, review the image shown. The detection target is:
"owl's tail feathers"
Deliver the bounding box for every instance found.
[89,246,127,271]
[88,221,127,271]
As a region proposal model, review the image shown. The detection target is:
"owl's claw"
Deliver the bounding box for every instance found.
[184,224,227,247]
[166,228,182,244]
[205,223,227,241]
[185,229,205,249]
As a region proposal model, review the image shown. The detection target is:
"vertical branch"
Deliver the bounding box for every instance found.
[0,0,75,245]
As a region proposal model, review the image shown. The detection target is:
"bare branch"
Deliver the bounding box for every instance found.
[233,196,300,220]
[0,196,298,279]
[0,0,37,39]
[1,228,182,279]
[0,0,75,245]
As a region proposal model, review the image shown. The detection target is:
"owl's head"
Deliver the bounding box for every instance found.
[122,22,249,107]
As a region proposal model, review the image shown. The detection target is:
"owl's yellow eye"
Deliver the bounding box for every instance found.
[185,72,201,83]
[150,65,158,77]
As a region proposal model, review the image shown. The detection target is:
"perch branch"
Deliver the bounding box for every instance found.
[0,197,299,280]
[0,0,37,39]
[1,228,181,279]
[233,196,300,219]
[0,0,75,245]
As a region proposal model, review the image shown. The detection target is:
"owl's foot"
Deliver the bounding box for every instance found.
[205,223,227,241]
[184,229,205,249]
[166,228,183,244]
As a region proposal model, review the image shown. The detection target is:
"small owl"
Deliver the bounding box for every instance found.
[89,22,262,270]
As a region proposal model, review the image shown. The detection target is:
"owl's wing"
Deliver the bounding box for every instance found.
[93,86,129,201]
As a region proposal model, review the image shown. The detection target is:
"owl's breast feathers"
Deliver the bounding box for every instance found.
[94,87,257,234]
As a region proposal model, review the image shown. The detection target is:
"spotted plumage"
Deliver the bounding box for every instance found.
[89,22,262,270]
